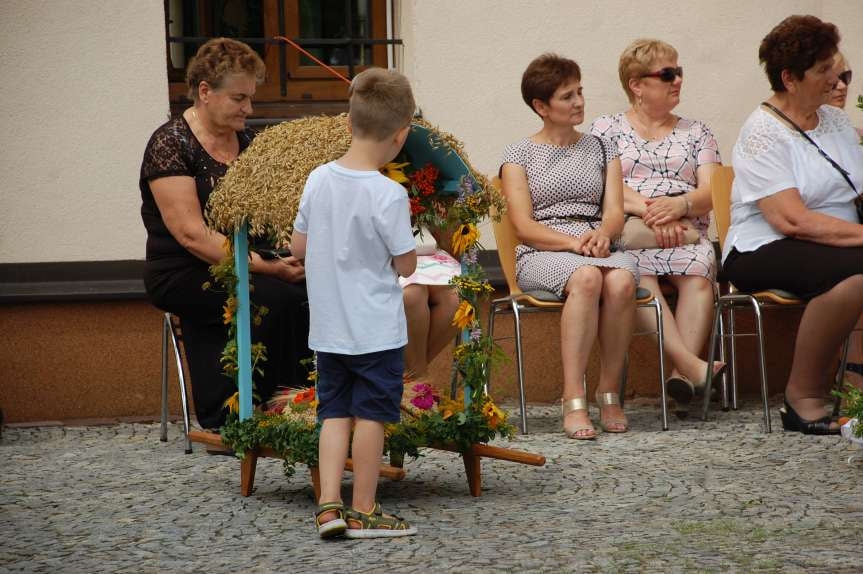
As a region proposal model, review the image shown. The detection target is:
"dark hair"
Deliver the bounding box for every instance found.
[521,53,581,116]
[758,15,839,92]
[185,38,265,100]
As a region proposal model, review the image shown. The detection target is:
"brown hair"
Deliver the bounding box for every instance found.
[520,53,581,116]
[618,39,678,104]
[758,15,839,92]
[348,68,415,141]
[185,38,265,100]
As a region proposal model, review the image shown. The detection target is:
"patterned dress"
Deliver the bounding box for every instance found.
[500,135,638,298]
[590,113,721,278]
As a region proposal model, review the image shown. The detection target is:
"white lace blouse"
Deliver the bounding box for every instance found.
[723,105,863,261]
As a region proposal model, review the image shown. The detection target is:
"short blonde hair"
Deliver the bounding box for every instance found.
[348,68,415,141]
[834,51,849,71]
[618,39,679,103]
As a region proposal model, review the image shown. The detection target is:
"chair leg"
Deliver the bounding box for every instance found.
[718,310,729,411]
[701,300,724,422]
[652,298,668,431]
[160,314,170,443]
[728,306,738,410]
[750,300,771,433]
[167,315,193,454]
[511,302,528,434]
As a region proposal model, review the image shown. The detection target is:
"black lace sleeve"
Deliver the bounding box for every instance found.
[141,119,194,182]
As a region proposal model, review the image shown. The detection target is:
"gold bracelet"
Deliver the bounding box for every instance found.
[682,196,692,216]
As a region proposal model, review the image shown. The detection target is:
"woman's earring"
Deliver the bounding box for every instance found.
[636,95,643,107]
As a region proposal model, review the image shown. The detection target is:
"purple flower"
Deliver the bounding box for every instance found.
[458,176,476,200]
[462,249,478,265]
[470,328,483,341]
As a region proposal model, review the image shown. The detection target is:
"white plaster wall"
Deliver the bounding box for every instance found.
[0,1,168,263]
[399,0,863,247]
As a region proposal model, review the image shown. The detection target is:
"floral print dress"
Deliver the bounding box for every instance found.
[590,113,721,279]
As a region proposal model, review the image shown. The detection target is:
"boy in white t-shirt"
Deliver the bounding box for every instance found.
[291,68,418,539]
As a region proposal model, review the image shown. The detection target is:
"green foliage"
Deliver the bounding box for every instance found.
[220,400,515,478]
[835,382,863,438]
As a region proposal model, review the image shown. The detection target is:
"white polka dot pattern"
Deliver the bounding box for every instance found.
[500,135,638,297]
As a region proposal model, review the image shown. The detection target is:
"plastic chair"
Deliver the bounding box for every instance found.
[160,312,193,454]
[701,166,849,431]
[486,196,668,434]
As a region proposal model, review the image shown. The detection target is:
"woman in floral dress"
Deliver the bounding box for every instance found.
[591,38,724,405]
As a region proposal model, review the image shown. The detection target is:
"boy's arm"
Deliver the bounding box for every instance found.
[290,230,307,260]
[392,249,417,278]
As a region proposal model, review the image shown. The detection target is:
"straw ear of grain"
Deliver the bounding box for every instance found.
[206,114,502,242]
[206,114,351,243]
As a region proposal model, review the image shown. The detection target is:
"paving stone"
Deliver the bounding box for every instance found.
[1,401,862,572]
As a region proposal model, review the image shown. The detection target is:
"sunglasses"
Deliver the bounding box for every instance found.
[642,66,684,82]
[837,70,852,86]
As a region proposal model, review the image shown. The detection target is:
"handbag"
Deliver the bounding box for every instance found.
[619,215,700,250]
[761,101,863,221]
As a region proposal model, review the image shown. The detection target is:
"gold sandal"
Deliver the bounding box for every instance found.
[562,397,596,440]
[596,391,628,433]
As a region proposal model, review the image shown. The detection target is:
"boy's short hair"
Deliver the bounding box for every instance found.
[348,68,416,141]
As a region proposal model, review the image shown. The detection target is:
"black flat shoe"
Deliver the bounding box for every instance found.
[666,375,695,405]
[779,400,840,435]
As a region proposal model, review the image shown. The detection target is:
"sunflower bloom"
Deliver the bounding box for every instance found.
[452,300,476,329]
[482,400,505,429]
[381,162,410,184]
[223,391,239,414]
[451,224,479,256]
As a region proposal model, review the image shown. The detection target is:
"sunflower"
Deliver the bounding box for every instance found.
[452,300,476,329]
[451,223,479,256]
[381,162,410,184]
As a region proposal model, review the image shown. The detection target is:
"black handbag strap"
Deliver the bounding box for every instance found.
[761,101,859,196]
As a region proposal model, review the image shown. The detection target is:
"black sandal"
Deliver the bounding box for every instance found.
[779,400,840,435]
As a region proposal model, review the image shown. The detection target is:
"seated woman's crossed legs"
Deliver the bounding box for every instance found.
[561,266,636,439]
[403,284,460,382]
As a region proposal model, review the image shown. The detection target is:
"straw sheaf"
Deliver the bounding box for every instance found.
[206,114,497,242]
[206,114,352,243]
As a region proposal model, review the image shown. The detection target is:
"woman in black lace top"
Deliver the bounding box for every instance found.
[140,38,310,430]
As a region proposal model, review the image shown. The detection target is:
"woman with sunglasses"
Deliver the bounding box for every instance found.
[723,16,863,434]
[591,39,724,407]
[827,52,862,136]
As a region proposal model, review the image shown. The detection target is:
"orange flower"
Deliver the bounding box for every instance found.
[451,223,479,256]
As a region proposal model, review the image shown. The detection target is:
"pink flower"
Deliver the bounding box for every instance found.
[409,383,439,410]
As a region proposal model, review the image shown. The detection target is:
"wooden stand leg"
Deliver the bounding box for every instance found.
[310,466,322,501]
[240,451,259,497]
[462,451,482,497]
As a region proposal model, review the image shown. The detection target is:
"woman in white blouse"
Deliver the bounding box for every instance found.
[723,16,863,435]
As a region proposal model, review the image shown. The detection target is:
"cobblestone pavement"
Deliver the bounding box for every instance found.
[2,401,862,574]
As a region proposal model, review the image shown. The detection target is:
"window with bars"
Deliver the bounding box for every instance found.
[164,0,400,119]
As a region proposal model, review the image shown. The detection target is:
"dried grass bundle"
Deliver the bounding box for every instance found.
[206,114,495,243]
[206,113,351,244]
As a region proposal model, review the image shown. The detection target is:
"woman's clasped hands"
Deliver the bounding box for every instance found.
[571,229,612,258]
[643,195,691,249]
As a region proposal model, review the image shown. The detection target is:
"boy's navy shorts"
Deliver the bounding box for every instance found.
[316,347,405,423]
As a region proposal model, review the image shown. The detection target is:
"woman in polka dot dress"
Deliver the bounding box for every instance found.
[500,54,638,440]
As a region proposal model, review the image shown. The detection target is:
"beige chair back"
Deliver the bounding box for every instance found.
[710,166,735,251]
[490,177,522,296]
